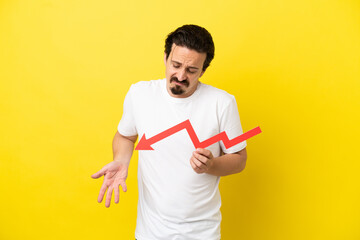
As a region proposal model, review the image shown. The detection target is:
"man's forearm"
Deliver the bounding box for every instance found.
[112,131,137,165]
[206,148,247,176]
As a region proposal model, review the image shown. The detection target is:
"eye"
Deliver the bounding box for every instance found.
[187,69,196,74]
[173,64,180,68]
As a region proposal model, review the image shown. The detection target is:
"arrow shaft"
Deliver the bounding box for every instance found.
[197,132,226,148]
[136,119,261,150]
[223,126,262,149]
[185,122,200,146]
[147,120,191,145]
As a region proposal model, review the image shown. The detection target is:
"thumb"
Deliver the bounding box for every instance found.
[91,167,107,179]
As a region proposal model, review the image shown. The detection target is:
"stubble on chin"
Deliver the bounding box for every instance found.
[170,85,184,95]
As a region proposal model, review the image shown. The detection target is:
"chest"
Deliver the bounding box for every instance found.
[132,95,222,157]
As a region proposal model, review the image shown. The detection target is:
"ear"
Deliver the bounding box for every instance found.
[199,70,205,78]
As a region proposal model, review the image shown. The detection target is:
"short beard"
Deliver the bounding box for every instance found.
[170,85,185,95]
[169,77,189,95]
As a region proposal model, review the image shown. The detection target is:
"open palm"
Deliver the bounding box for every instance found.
[91,161,128,207]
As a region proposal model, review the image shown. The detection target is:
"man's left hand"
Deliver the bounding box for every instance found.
[190,148,214,174]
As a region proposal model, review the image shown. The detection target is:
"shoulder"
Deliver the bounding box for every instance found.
[129,79,165,94]
[199,82,236,105]
[127,79,165,97]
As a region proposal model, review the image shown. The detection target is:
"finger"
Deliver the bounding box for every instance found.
[190,159,202,174]
[190,157,197,171]
[114,184,120,204]
[97,181,107,203]
[91,167,107,179]
[194,158,207,171]
[193,152,208,166]
[196,148,212,158]
[119,181,127,192]
[105,186,114,208]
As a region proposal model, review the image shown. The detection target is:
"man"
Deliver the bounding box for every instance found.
[91,24,247,240]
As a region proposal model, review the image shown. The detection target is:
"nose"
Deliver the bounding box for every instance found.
[177,69,187,81]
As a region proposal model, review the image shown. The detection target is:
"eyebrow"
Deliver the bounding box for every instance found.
[171,60,199,70]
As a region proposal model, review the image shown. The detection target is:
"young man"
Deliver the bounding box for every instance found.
[92,24,247,240]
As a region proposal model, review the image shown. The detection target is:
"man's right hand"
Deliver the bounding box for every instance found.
[91,161,128,208]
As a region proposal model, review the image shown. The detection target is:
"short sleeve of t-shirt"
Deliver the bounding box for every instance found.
[219,95,247,154]
[117,85,138,136]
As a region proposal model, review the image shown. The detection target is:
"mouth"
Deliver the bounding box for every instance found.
[174,81,185,86]
[170,77,189,87]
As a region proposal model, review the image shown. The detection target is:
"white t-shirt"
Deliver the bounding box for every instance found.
[118,78,246,240]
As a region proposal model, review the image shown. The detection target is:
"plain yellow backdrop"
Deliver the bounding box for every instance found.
[1,0,359,239]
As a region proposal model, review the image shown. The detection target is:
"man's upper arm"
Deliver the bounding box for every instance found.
[232,147,247,158]
[117,84,138,137]
[225,147,247,172]
[219,95,247,154]
[116,131,138,144]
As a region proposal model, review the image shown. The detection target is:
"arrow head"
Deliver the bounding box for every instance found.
[135,134,154,150]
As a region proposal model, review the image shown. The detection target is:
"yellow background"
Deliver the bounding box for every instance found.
[1,0,359,239]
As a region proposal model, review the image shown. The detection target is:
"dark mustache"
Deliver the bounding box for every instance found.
[170,77,189,87]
